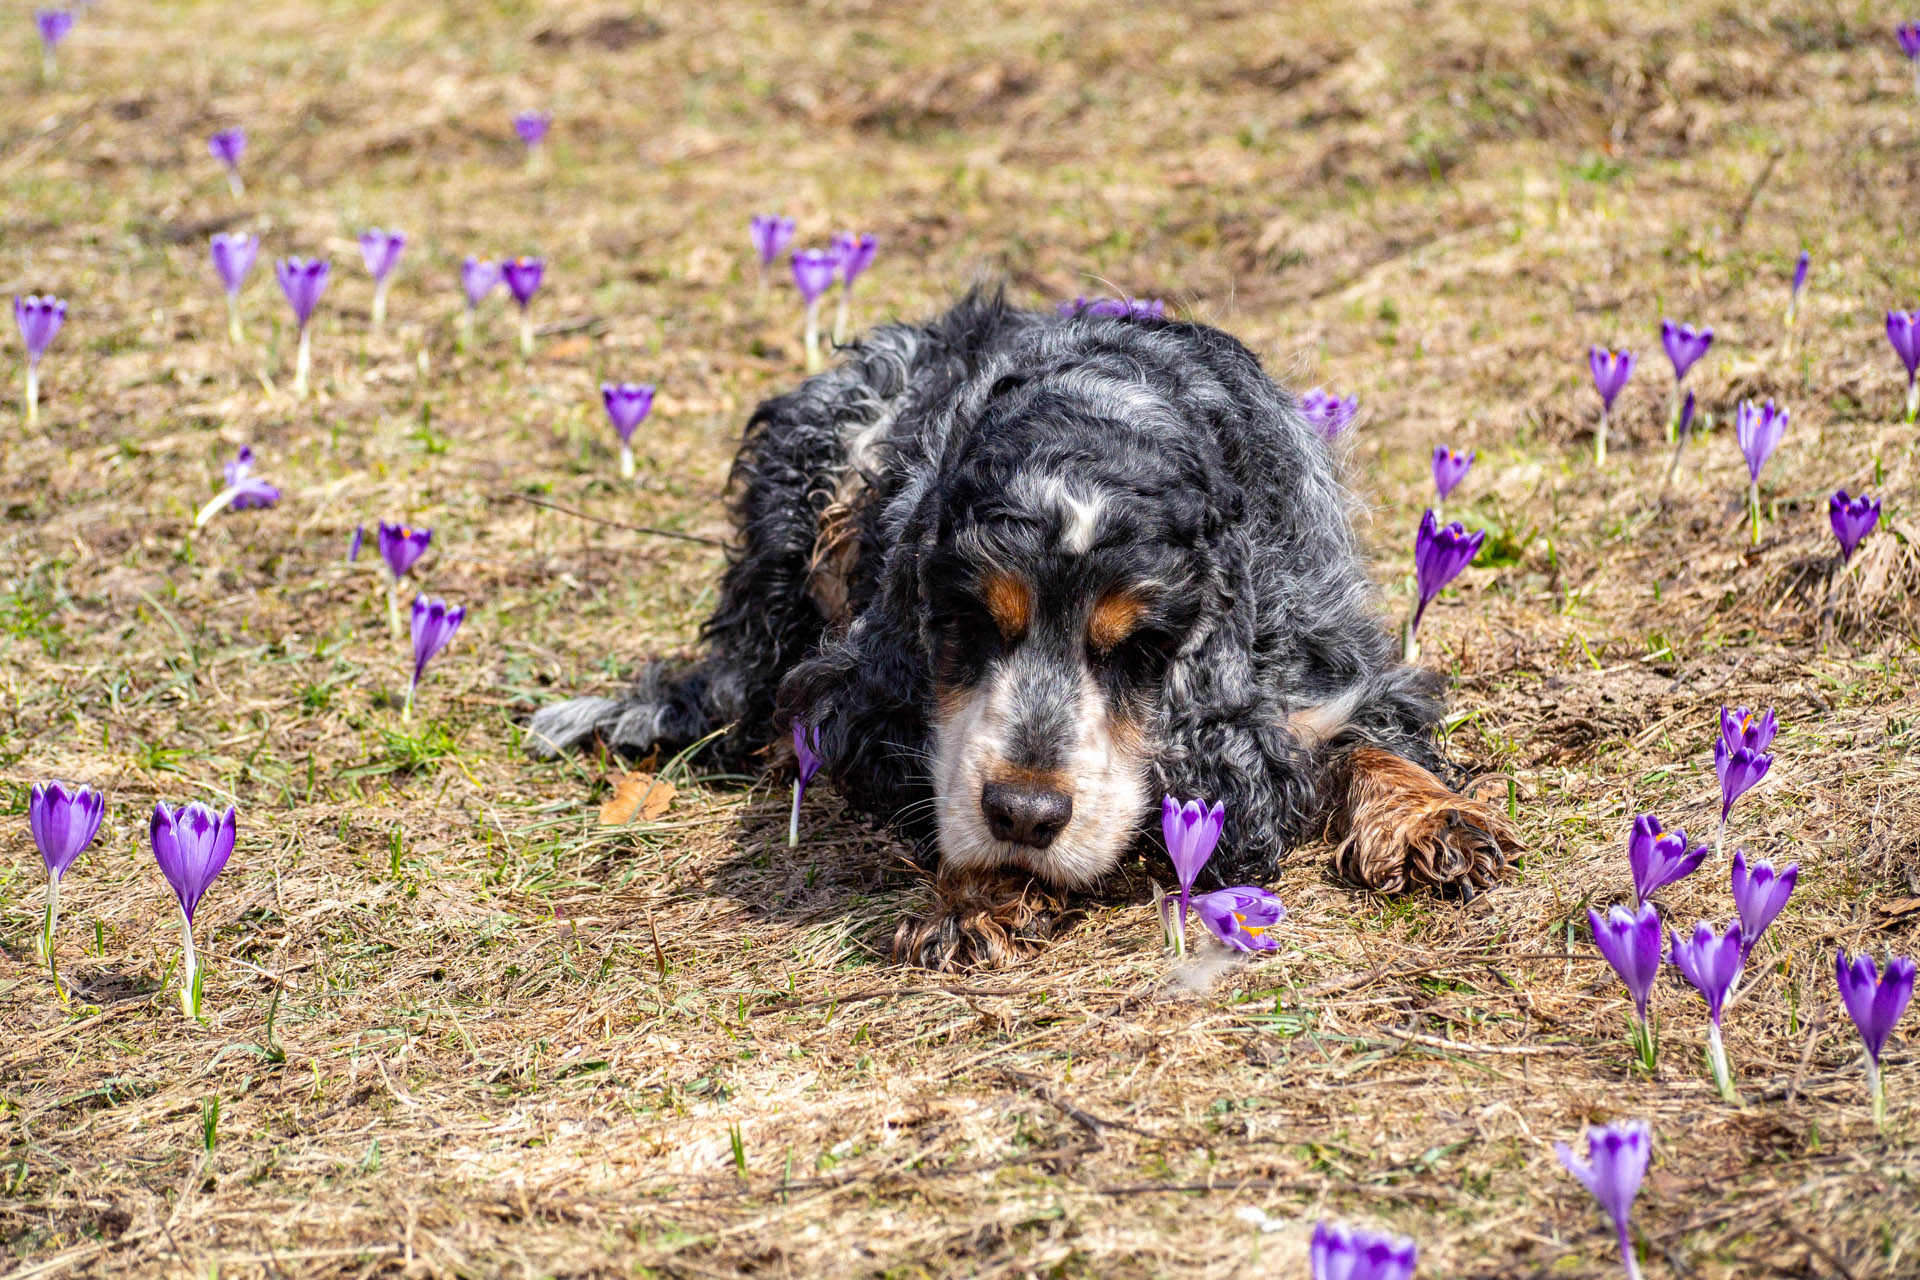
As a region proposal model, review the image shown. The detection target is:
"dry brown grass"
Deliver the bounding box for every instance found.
[4,0,1920,1275]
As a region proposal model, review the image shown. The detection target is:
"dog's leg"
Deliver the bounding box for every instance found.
[525,660,720,761]
[891,866,1073,971]
[1325,747,1515,897]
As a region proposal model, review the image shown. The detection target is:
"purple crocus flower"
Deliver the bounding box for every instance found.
[1588,346,1634,466]
[29,780,105,997]
[788,720,823,846]
[1589,903,1664,1060]
[1735,399,1787,544]
[210,232,257,343]
[347,524,364,562]
[194,446,279,527]
[1299,387,1358,440]
[502,257,544,356]
[1058,296,1166,320]
[1888,311,1920,422]
[458,256,499,349]
[792,249,840,372]
[378,521,431,580]
[1556,1121,1651,1280]
[1829,490,1881,565]
[829,232,879,343]
[1729,849,1796,960]
[1660,320,1712,382]
[1403,509,1485,660]
[358,228,407,332]
[1194,886,1287,952]
[1162,796,1225,953]
[1307,1221,1417,1280]
[1671,919,1746,1102]
[601,381,656,478]
[750,214,797,279]
[36,9,73,77]
[208,127,246,196]
[150,799,237,1018]
[406,594,466,722]
[14,293,66,427]
[1901,25,1920,96]
[275,257,329,398]
[513,110,550,150]
[1713,731,1772,838]
[1627,814,1702,903]
[1836,949,1915,1125]
[1431,446,1474,505]
[1719,706,1777,755]
[1787,250,1810,328]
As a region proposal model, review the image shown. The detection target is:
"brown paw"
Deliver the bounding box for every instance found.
[890,868,1071,971]
[1328,747,1518,897]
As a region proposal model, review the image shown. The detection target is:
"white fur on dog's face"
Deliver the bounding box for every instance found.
[932,662,1149,889]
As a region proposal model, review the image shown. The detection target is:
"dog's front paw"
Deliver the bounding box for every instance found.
[890,868,1071,971]
[1329,748,1517,898]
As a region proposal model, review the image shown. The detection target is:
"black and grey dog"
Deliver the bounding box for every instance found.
[528,291,1514,967]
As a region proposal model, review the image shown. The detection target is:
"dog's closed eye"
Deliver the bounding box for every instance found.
[1087,589,1147,653]
[980,571,1032,640]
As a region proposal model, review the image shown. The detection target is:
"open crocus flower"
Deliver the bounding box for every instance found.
[1307,1221,1417,1280]
[791,248,840,372]
[1888,310,1920,423]
[750,214,796,290]
[1195,887,1287,952]
[829,232,879,344]
[1556,1121,1651,1280]
[1590,902,1663,1072]
[458,256,500,349]
[14,293,67,427]
[789,720,823,846]
[1627,814,1702,903]
[1670,919,1746,1104]
[377,522,432,635]
[358,228,407,333]
[1161,796,1224,954]
[1713,730,1772,854]
[193,446,280,527]
[29,780,105,999]
[513,110,550,161]
[1659,320,1712,444]
[1829,490,1881,565]
[36,9,73,79]
[1403,509,1485,661]
[208,127,246,195]
[601,381,656,479]
[1587,346,1634,465]
[502,257,545,357]
[275,257,330,399]
[1735,399,1787,543]
[150,800,237,1020]
[1431,445,1474,509]
[1836,949,1916,1126]
[209,232,257,343]
[1729,849,1796,961]
[1719,706,1777,755]
[406,595,466,723]
[1299,387,1358,440]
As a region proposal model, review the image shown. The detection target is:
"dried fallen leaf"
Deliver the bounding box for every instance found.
[599,772,677,825]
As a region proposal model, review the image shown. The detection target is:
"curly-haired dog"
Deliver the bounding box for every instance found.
[527,291,1516,968]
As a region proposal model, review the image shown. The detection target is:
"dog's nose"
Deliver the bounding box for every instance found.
[980,780,1074,848]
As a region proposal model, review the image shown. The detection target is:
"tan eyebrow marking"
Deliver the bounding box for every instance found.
[1087,590,1146,653]
[981,571,1032,639]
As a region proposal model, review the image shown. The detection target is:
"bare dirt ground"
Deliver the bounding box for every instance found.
[4,0,1920,1275]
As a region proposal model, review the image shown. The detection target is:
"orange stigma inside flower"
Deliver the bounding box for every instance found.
[1233,912,1268,939]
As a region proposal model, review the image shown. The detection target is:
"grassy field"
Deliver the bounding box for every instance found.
[5,0,1920,1275]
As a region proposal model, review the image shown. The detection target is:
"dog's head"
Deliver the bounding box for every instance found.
[917,389,1230,888]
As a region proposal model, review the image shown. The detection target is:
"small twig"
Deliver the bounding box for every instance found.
[505,492,731,549]
[1730,146,1784,237]
[994,1067,1156,1140]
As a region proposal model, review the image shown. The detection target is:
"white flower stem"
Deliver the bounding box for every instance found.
[804,300,822,372]
[1868,1056,1886,1128]
[371,280,389,335]
[619,443,635,480]
[294,325,312,399]
[1748,481,1761,545]
[179,912,199,1020]
[519,310,534,359]
[192,485,243,529]
[789,781,803,847]
[226,169,245,199]
[1665,387,1680,444]
[42,50,56,82]
[459,306,476,352]
[1707,1022,1742,1105]
[1401,611,1421,663]
[1907,379,1918,426]
[1594,407,1608,467]
[833,288,851,346]
[226,295,244,344]
[24,364,38,427]
[387,578,403,640]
